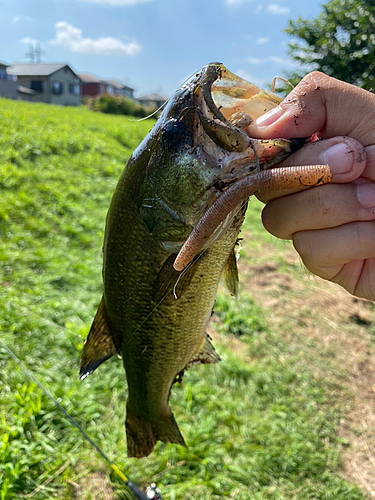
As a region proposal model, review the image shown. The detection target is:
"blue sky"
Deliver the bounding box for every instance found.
[0,0,323,98]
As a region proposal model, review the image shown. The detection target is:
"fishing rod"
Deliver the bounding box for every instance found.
[0,337,162,500]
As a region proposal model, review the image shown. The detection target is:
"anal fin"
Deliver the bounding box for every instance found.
[185,334,221,370]
[79,297,121,380]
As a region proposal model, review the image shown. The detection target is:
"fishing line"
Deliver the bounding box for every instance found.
[0,337,161,500]
[135,63,218,123]
[249,139,260,173]
[135,102,166,122]
[172,259,195,299]
[123,257,196,337]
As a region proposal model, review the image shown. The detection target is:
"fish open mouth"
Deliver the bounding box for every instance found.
[194,63,305,183]
[204,62,283,131]
[172,64,330,272]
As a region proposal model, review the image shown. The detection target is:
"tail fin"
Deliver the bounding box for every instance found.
[126,407,186,458]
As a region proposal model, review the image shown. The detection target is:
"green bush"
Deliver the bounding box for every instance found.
[84,94,148,118]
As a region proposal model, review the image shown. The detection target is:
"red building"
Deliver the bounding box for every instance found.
[79,73,107,97]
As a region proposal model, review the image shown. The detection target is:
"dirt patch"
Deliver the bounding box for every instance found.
[70,470,115,500]
[208,314,250,357]
[236,245,375,497]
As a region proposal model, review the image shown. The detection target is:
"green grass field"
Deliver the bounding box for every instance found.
[0,97,371,499]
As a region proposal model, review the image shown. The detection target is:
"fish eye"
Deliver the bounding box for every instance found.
[161,119,186,144]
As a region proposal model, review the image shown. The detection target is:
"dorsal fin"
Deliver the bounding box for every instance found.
[221,247,239,299]
[79,297,121,380]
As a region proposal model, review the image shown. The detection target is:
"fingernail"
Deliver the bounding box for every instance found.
[356,183,375,209]
[321,142,355,174]
[255,106,284,127]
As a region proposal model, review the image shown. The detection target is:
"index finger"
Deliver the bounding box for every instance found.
[257,136,367,204]
[247,72,375,147]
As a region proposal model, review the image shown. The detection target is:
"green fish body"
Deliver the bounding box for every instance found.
[80,63,303,458]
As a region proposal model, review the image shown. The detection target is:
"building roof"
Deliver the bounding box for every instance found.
[0,61,10,67]
[104,79,134,91]
[78,73,103,84]
[137,92,168,102]
[8,63,77,77]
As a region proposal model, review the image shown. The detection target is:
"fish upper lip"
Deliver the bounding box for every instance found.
[200,63,229,123]
[195,63,252,153]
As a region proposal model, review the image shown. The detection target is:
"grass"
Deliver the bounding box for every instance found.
[0,96,367,499]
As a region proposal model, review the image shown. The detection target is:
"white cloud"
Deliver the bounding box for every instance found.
[255,4,263,12]
[21,37,39,45]
[13,15,21,23]
[245,54,293,66]
[235,69,264,87]
[225,0,254,5]
[255,36,269,45]
[269,56,285,64]
[49,21,141,56]
[80,0,151,4]
[267,4,290,14]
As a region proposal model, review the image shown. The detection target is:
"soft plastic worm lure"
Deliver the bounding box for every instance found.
[173,164,331,272]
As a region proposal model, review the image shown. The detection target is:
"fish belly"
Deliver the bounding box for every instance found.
[104,203,246,457]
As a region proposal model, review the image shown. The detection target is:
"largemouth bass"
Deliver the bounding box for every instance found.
[79,63,331,458]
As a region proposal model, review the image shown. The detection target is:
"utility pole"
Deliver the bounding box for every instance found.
[25,43,44,64]
[35,43,42,63]
[25,44,34,64]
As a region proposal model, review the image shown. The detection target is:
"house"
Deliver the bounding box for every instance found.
[104,79,135,100]
[6,63,81,106]
[0,61,19,100]
[79,73,107,97]
[79,74,135,100]
[137,92,168,111]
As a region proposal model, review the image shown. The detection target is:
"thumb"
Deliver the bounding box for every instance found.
[247,71,375,147]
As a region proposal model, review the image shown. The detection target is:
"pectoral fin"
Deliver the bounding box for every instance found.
[221,248,239,299]
[185,334,221,369]
[79,297,121,380]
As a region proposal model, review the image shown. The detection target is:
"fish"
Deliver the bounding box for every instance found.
[79,63,331,458]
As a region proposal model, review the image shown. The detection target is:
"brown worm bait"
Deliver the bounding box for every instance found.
[173,164,332,272]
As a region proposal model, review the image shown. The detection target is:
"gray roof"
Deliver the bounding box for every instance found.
[137,92,167,102]
[78,73,102,83]
[105,79,134,91]
[8,63,77,77]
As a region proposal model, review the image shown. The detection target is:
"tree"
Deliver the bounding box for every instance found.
[285,0,375,90]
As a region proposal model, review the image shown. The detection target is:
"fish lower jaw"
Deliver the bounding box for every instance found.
[222,139,292,177]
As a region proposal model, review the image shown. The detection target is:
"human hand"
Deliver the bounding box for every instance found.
[247,71,375,300]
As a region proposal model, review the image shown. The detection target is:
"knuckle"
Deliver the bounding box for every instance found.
[261,203,285,238]
[293,230,313,259]
[301,71,332,90]
[293,230,324,271]
[310,184,334,219]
